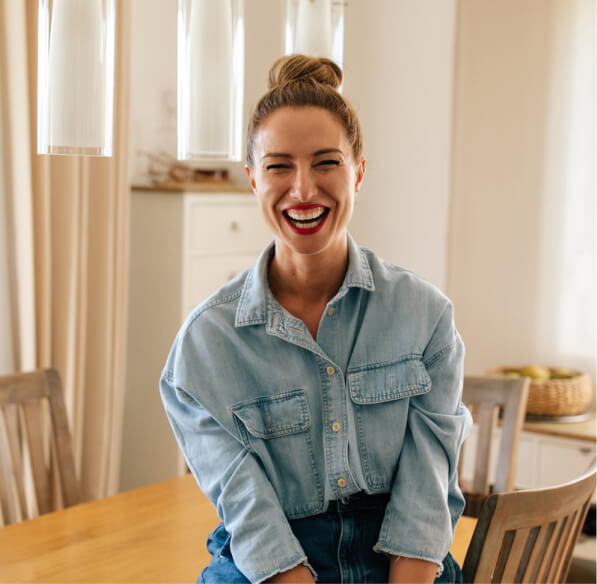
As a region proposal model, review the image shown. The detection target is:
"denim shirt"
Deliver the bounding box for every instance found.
[160,234,472,584]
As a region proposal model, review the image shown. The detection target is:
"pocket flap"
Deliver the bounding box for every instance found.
[231,388,311,438]
[348,359,431,404]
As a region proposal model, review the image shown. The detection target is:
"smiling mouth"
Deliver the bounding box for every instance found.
[282,206,330,234]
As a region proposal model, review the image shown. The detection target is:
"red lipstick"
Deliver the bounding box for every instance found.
[282,206,330,235]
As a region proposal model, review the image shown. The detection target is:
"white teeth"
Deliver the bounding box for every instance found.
[286,207,326,221]
[295,219,320,229]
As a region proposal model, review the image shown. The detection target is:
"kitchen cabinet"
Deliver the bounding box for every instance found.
[119,188,272,492]
[460,414,596,502]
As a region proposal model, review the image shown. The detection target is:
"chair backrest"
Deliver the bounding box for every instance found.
[462,468,596,583]
[459,375,530,496]
[0,368,81,525]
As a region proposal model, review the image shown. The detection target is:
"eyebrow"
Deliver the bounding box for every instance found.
[260,148,344,161]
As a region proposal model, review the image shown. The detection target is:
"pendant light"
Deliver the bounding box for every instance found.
[285,0,344,67]
[37,0,116,157]
[177,0,245,162]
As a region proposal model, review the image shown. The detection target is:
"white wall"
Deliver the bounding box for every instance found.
[344,0,456,289]
[448,0,596,378]
[129,0,177,184]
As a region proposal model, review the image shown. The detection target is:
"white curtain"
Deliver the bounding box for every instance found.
[0,0,36,376]
[0,0,132,500]
[448,0,595,383]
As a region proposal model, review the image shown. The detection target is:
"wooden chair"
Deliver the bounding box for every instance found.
[0,368,81,525]
[462,468,596,583]
[459,375,530,516]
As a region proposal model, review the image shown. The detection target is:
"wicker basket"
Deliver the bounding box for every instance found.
[486,366,593,417]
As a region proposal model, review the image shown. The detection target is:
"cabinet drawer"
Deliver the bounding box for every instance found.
[186,201,271,255]
[536,437,595,488]
[184,255,256,309]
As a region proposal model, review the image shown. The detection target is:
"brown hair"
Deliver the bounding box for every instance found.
[246,54,363,166]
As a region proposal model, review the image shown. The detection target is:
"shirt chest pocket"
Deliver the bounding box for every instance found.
[231,388,311,440]
[230,388,323,516]
[348,358,432,404]
[347,359,431,489]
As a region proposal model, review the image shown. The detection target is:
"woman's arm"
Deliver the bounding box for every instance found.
[389,556,438,583]
[160,373,309,584]
[373,301,472,569]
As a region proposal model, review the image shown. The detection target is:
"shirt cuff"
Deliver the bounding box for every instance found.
[254,555,317,584]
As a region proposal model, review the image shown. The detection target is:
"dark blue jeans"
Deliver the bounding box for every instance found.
[199,494,463,583]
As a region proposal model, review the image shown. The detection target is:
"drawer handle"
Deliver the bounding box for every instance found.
[230,221,239,232]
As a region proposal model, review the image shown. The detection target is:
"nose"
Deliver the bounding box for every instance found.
[289,164,318,202]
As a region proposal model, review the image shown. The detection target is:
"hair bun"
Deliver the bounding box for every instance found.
[268,54,342,90]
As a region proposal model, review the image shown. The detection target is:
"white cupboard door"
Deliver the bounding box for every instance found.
[184,254,257,312]
[187,200,271,255]
[537,437,596,489]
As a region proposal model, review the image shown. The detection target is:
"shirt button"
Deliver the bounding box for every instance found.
[332,422,341,433]
[337,478,347,488]
[328,307,335,316]
[326,366,335,376]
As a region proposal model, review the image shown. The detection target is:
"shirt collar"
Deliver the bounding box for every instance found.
[235,233,375,328]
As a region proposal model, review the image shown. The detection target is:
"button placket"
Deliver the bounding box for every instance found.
[321,362,357,499]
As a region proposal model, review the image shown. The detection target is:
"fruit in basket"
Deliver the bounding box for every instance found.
[550,367,575,379]
[519,364,551,381]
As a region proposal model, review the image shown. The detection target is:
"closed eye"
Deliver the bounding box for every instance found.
[315,159,340,168]
[266,163,292,171]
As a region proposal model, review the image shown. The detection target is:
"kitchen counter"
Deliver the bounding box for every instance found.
[522,411,596,442]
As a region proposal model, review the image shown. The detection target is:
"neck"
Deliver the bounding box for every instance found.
[268,236,349,306]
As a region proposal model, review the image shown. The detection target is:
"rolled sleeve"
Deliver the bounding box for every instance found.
[160,373,310,583]
[374,303,472,566]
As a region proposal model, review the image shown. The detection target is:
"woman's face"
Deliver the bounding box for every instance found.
[245,106,365,261]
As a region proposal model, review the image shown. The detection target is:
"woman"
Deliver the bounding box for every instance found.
[161,55,471,584]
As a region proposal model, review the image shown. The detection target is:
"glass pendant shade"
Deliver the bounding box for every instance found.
[37,0,116,156]
[285,0,344,67]
[178,0,245,162]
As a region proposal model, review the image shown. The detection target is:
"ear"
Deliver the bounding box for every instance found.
[244,165,257,194]
[355,158,366,193]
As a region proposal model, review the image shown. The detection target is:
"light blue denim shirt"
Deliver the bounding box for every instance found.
[160,234,472,583]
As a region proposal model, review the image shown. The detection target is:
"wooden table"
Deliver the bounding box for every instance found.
[0,475,477,583]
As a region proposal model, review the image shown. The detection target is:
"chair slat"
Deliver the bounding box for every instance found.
[47,370,81,506]
[539,518,568,583]
[491,530,515,583]
[1,404,30,521]
[0,411,17,525]
[501,527,531,582]
[472,403,497,493]
[515,525,540,583]
[494,385,529,492]
[22,399,52,515]
[545,511,578,583]
[525,521,556,583]
[557,498,592,582]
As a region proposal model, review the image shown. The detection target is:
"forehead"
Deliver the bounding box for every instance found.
[255,107,349,155]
